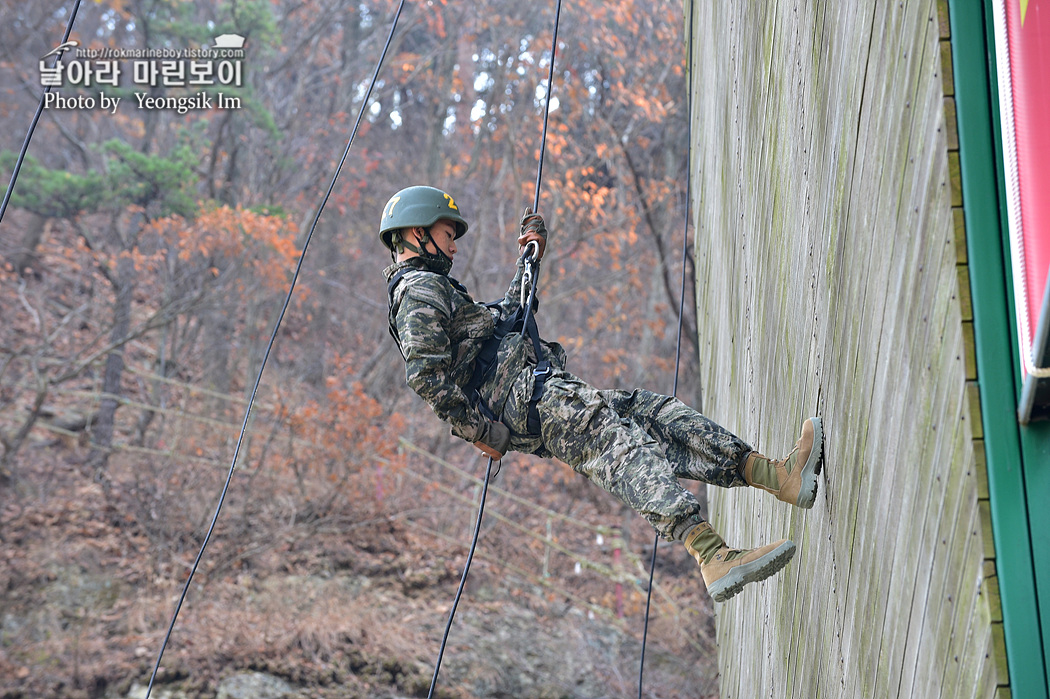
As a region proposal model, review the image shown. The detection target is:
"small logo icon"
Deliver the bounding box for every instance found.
[42,40,78,60]
[212,34,246,49]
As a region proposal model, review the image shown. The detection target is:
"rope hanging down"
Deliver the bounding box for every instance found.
[425,454,496,699]
[425,2,563,697]
[142,2,407,696]
[637,0,696,694]
[425,244,541,699]
[0,0,83,225]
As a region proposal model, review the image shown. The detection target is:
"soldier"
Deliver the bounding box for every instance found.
[381,185,823,602]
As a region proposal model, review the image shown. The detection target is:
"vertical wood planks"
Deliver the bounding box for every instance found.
[686,0,1000,695]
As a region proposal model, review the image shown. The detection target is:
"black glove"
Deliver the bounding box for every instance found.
[518,207,547,260]
[472,419,511,460]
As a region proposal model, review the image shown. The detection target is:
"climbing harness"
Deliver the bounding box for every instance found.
[386,245,550,440]
[0,0,83,224]
[457,241,548,431]
[141,2,408,697]
[519,241,552,436]
[385,264,472,360]
[637,0,697,695]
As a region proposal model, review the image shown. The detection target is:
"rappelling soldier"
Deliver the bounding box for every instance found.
[381,185,824,602]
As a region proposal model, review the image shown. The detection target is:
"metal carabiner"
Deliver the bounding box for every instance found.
[520,240,539,308]
[521,265,533,309]
[522,240,540,263]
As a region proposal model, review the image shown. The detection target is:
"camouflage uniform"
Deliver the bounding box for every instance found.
[385,257,753,542]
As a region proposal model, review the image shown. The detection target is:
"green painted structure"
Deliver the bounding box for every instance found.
[685,0,1048,696]
[948,0,1050,696]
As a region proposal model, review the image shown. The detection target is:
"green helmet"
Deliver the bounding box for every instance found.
[378,185,469,252]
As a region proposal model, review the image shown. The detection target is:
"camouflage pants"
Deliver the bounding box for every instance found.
[526,370,752,541]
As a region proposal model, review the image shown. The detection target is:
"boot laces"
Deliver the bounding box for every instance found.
[709,546,748,565]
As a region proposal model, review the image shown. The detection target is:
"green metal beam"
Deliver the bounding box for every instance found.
[1021,420,1050,684]
[948,0,1049,696]
[977,0,1050,686]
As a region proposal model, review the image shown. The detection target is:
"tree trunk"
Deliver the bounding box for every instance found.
[202,305,234,413]
[88,252,136,473]
[0,376,48,482]
[7,212,47,277]
[301,219,335,387]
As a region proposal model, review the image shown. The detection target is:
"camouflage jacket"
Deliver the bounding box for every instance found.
[384,256,565,450]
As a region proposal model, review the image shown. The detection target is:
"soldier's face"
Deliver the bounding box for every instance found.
[426,220,458,259]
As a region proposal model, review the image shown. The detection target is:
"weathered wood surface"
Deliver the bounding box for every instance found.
[686,0,998,696]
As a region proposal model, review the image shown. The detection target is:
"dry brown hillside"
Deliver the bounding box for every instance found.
[1,1,717,696]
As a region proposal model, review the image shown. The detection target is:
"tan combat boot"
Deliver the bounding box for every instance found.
[684,522,796,602]
[743,416,824,509]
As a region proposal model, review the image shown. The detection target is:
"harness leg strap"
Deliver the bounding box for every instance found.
[527,360,552,436]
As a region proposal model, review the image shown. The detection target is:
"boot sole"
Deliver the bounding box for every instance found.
[708,540,796,603]
[795,417,824,509]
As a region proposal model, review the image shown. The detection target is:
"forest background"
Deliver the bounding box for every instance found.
[0,1,717,697]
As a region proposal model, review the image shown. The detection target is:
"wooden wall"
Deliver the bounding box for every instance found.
[686,0,1002,696]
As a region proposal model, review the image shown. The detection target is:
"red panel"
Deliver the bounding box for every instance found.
[1005,0,1050,352]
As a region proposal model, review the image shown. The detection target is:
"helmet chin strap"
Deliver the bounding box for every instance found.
[399,227,453,275]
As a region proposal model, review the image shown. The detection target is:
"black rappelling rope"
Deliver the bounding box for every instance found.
[637,0,696,695]
[142,2,407,696]
[531,0,563,216]
[425,454,495,699]
[521,0,561,332]
[0,0,83,225]
[425,2,563,697]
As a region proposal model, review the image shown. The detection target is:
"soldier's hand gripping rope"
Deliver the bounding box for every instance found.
[473,419,510,460]
[518,206,548,259]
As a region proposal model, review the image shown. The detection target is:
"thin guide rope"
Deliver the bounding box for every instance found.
[143,2,407,695]
[638,0,696,694]
[0,0,83,224]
